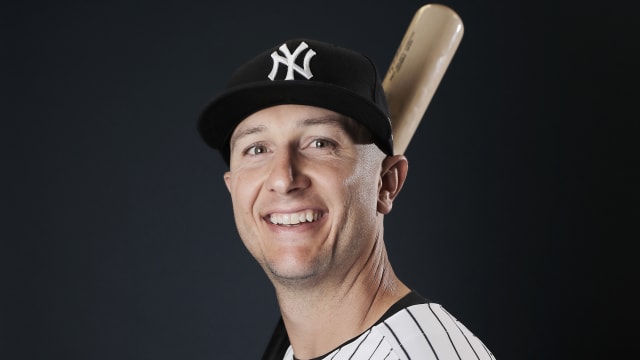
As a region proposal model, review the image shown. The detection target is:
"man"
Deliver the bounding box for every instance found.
[198,38,495,360]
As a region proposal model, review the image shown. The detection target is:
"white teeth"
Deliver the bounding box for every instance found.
[289,214,299,225]
[269,210,320,225]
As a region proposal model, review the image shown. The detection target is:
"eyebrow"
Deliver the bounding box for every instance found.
[303,115,371,144]
[298,114,350,130]
[229,124,266,147]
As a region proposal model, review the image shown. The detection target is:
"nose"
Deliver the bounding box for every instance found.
[265,148,310,194]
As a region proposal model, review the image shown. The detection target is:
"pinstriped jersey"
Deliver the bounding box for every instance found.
[262,291,495,360]
[282,302,495,360]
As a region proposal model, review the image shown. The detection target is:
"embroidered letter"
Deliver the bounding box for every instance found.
[268,41,316,80]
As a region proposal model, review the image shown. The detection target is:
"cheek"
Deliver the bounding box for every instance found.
[227,173,261,226]
[338,175,380,243]
[228,177,263,257]
[350,180,380,218]
[343,160,380,211]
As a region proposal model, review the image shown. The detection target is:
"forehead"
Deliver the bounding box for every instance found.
[240,104,344,126]
[230,104,362,141]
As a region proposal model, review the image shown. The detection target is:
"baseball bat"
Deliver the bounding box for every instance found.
[382,4,464,155]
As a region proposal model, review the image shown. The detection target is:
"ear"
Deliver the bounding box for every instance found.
[223,171,232,193]
[377,155,408,214]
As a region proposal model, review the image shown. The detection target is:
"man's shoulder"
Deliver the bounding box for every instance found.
[369,299,496,360]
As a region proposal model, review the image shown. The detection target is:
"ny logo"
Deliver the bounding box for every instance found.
[268,41,316,80]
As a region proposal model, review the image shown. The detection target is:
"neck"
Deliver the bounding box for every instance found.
[272,238,410,360]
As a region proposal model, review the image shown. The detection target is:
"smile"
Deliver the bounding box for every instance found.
[268,210,322,225]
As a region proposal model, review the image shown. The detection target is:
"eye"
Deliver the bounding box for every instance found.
[309,138,335,149]
[244,143,269,156]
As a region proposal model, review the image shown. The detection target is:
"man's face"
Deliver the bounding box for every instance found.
[223,104,386,286]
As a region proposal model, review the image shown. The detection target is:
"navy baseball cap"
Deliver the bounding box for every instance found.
[197,38,394,165]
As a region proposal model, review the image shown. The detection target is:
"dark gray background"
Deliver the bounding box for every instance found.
[2,0,635,359]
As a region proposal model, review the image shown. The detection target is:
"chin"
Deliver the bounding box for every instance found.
[265,258,326,285]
